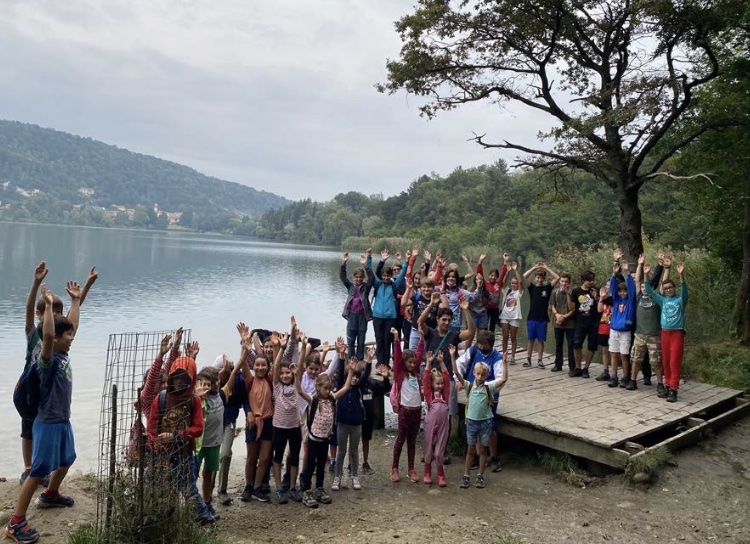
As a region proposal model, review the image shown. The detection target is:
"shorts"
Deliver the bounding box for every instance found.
[21,417,34,439]
[631,333,662,371]
[466,418,492,447]
[473,314,489,329]
[597,333,610,348]
[30,420,76,477]
[501,319,521,328]
[608,330,632,355]
[362,400,375,441]
[573,324,598,352]
[526,320,548,342]
[197,444,220,472]
[245,417,273,443]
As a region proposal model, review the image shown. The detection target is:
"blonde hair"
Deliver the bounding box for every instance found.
[430,368,444,388]
[316,374,332,388]
[474,362,490,378]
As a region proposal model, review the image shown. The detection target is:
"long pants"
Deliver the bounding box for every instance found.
[217,422,235,493]
[300,438,328,491]
[163,454,211,521]
[373,317,396,367]
[661,329,685,390]
[346,313,368,362]
[488,307,500,333]
[554,327,575,370]
[423,402,449,466]
[335,423,362,477]
[409,326,421,350]
[392,406,421,471]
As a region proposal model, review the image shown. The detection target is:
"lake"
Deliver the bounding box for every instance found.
[0,222,368,477]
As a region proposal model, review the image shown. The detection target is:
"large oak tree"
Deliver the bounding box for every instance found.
[379,0,742,258]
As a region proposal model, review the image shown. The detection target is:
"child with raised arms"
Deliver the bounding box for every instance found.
[451,344,508,489]
[296,357,356,508]
[422,349,451,487]
[332,347,375,492]
[389,327,424,483]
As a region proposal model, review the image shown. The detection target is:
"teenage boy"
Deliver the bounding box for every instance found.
[7,285,80,543]
[569,270,599,378]
[549,273,576,372]
[632,254,665,396]
[523,262,559,368]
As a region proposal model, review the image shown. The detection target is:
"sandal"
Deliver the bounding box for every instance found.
[390,468,401,482]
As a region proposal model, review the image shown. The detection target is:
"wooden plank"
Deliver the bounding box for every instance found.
[497,419,631,469]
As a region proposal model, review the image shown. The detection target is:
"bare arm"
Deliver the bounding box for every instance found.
[449,345,464,386]
[65,281,83,333]
[40,285,55,362]
[26,262,48,335]
[78,266,98,306]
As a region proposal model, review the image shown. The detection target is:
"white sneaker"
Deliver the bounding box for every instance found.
[351,476,362,490]
[331,476,341,491]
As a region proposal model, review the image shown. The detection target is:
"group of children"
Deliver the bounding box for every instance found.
[8,246,689,541]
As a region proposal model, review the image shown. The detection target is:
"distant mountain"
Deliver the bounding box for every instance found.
[0,120,289,216]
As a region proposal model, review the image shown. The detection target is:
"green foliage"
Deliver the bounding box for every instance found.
[0,120,289,225]
[68,524,97,544]
[626,447,673,479]
[538,452,593,488]
[683,343,750,392]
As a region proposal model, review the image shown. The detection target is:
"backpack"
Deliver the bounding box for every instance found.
[155,389,194,435]
[13,360,42,420]
[388,380,400,411]
[465,381,493,415]
[307,395,336,440]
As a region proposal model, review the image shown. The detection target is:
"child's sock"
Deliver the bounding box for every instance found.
[44,489,59,497]
[10,515,25,526]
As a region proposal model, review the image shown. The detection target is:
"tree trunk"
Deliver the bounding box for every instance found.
[616,185,644,260]
[731,170,750,345]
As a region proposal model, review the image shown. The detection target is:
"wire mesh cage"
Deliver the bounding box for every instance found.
[95,329,211,544]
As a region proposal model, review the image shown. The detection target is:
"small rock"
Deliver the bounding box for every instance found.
[617,501,634,509]
[0,512,11,526]
[632,472,652,484]
[582,521,590,527]
[427,489,441,495]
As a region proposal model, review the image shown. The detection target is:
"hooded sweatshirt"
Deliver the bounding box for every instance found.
[147,356,204,452]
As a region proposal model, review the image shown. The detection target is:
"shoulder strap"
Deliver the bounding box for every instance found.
[307,396,319,429]
[157,389,168,433]
[484,384,492,408]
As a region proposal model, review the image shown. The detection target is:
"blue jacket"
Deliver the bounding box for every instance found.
[609,274,637,332]
[335,355,372,426]
[367,255,407,319]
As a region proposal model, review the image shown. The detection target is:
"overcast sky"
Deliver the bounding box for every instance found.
[0,1,553,201]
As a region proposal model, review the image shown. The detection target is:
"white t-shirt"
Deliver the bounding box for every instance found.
[399,375,422,408]
[500,288,523,320]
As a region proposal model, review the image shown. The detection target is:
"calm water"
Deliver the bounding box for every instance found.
[0,223,366,477]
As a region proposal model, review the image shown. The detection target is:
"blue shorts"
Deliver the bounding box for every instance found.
[527,320,548,342]
[466,418,492,447]
[30,420,76,477]
[473,314,489,329]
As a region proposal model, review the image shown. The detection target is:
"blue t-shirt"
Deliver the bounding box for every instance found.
[36,352,73,423]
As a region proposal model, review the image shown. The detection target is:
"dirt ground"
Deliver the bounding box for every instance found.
[2,418,750,544]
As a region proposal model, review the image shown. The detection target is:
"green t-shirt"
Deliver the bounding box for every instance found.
[635,293,661,335]
[466,381,496,421]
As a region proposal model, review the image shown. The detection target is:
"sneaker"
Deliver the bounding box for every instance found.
[626,379,637,391]
[260,483,271,495]
[581,368,590,379]
[491,457,502,473]
[19,470,30,486]
[509,358,516,365]
[551,366,563,372]
[608,376,619,388]
[666,389,678,403]
[240,485,253,502]
[643,375,652,386]
[351,476,362,490]
[619,377,630,388]
[470,456,479,470]
[217,490,232,506]
[251,489,270,502]
[275,489,288,504]
[331,476,341,491]
[314,487,332,504]
[287,487,303,502]
[537,360,545,369]
[523,359,532,367]
[476,474,486,488]
[595,371,610,381]
[361,462,374,475]
[36,491,74,508]
[5,518,40,543]
[656,383,667,398]
[206,502,220,521]
[569,368,583,377]
[302,490,319,508]
[328,460,336,473]
[460,475,470,489]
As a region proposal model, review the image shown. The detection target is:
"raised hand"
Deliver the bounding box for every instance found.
[359,254,367,265]
[381,248,389,260]
[186,341,200,360]
[335,336,346,354]
[503,252,510,263]
[663,256,672,268]
[426,351,434,362]
[321,340,330,353]
[412,245,419,257]
[405,250,411,259]
[637,253,645,265]
[279,333,289,349]
[613,261,621,275]
[366,248,373,256]
[236,322,250,343]
[194,380,210,398]
[430,292,441,305]
[436,350,444,363]
[85,266,99,286]
[643,263,651,275]
[406,276,414,289]
[459,295,470,310]
[40,284,53,306]
[174,327,184,347]
[479,252,487,262]
[510,261,518,270]
[377,364,389,378]
[394,251,402,261]
[676,263,685,275]
[66,280,82,300]
[342,252,349,263]
[390,327,399,338]
[424,249,431,261]
[461,254,470,264]
[366,346,376,361]
[34,261,48,283]
[448,344,456,357]
[599,285,609,298]
[622,260,630,273]
[159,334,173,357]
[613,248,623,261]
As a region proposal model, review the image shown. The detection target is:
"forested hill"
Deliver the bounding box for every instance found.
[0,120,288,217]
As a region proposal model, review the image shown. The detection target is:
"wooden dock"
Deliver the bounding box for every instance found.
[495,352,750,469]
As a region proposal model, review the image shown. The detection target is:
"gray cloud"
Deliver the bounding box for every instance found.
[0,1,553,200]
